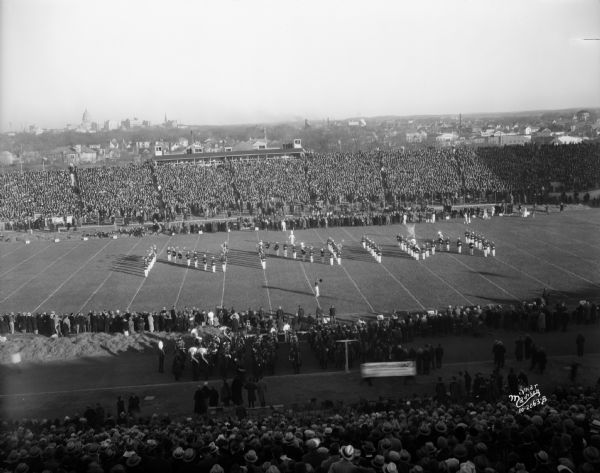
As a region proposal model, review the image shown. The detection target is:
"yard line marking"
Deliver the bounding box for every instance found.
[447,253,521,302]
[77,239,145,313]
[504,226,600,262]
[30,240,113,313]
[127,237,173,311]
[0,242,54,278]
[418,263,474,306]
[482,233,600,288]
[313,229,376,313]
[537,227,600,252]
[299,259,321,309]
[0,244,30,259]
[256,232,273,314]
[378,262,427,310]
[0,242,86,304]
[220,230,230,308]
[443,227,568,298]
[492,256,568,297]
[174,232,203,307]
[340,227,426,310]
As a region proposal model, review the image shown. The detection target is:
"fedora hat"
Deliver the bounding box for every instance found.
[245,449,258,463]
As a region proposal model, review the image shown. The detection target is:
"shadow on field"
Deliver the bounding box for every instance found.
[470,271,508,278]
[111,254,145,276]
[464,295,521,305]
[264,285,317,297]
[545,285,600,304]
[339,245,377,263]
[226,249,262,270]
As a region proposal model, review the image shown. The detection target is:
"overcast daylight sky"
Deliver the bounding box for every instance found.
[1,0,599,131]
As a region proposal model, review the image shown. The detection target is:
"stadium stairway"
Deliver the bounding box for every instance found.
[148,164,167,214]
[70,166,84,213]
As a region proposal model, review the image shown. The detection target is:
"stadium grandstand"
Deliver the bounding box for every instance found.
[1,143,599,227]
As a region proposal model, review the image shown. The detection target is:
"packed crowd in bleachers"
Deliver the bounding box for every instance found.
[154,163,236,218]
[307,152,384,204]
[231,159,311,208]
[1,144,599,222]
[1,381,599,473]
[77,164,160,223]
[477,143,600,194]
[0,170,80,221]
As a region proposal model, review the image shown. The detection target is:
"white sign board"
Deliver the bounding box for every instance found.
[361,361,416,378]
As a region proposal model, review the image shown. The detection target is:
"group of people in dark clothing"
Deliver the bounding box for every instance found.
[2,381,600,473]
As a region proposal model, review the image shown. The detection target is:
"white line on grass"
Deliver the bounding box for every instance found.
[30,241,113,313]
[299,259,321,309]
[77,239,145,313]
[534,227,600,252]
[174,232,203,307]
[313,228,376,313]
[340,228,426,311]
[0,244,30,259]
[256,232,273,313]
[0,242,54,278]
[418,263,475,306]
[502,226,600,262]
[220,230,230,308]
[492,256,568,297]
[447,253,521,302]
[0,242,86,304]
[484,233,600,289]
[127,237,173,311]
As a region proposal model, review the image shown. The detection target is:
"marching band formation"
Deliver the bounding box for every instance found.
[146,228,496,278]
[142,245,158,277]
[164,241,229,274]
[361,235,382,263]
[326,237,342,265]
[394,230,497,261]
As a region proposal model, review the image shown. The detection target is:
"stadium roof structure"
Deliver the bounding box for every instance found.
[153,147,305,164]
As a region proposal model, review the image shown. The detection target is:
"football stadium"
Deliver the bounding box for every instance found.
[1,143,600,473]
[2,0,600,471]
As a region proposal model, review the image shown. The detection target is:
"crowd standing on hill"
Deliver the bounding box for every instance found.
[1,144,599,223]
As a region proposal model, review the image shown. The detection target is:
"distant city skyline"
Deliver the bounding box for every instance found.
[1,0,599,132]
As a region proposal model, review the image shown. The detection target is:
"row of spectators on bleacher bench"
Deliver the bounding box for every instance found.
[1,383,599,473]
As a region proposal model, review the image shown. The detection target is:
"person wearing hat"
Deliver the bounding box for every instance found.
[283,432,304,461]
[178,448,198,473]
[27,446,43,473]
[196,443,221,472]
[385,463,399,473]
[358,442,376,467]
[583,446,600,465]
[370,455,386,472]
[125,453,144,472]
[320,442,341,472]
[328,445,357,473]
[13,463,30,473]
[244,449,261,473]
[303,438,328,469]
[380,423,403,451]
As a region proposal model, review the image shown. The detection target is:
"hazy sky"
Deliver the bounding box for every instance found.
[1,0,599,131]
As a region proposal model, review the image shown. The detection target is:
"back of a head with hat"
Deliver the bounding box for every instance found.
[341,445,355,461]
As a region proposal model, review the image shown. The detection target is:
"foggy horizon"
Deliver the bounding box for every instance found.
[1,0,599,132]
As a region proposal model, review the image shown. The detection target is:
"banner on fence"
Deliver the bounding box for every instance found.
[360,361,416,378]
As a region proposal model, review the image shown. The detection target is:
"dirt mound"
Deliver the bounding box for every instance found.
[0,329,220,364]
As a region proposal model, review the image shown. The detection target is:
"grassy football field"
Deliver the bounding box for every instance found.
[1,208,599,317]
[0,208,599,420]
